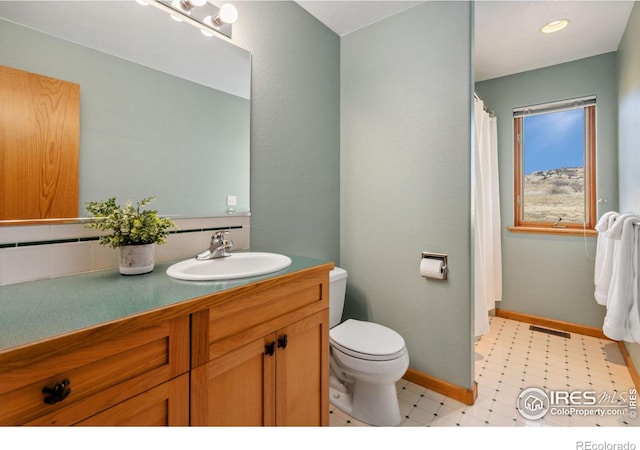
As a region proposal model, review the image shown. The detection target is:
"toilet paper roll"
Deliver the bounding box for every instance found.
[420,258,445,279]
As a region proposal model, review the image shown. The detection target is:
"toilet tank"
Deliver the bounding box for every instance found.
[329,267,348,328]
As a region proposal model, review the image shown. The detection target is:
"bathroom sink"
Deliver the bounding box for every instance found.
[166,252,292,281]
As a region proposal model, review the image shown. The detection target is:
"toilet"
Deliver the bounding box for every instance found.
[329,267,409,426]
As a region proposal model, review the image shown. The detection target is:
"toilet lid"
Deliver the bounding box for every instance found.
[330,319,406,361]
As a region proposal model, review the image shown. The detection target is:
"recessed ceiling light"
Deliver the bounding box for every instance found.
[540,19,570,34]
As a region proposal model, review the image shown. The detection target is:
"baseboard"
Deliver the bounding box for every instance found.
[403,367,478,405]
[404,311,640,406]
[617,341,640,392]
[495,308,608,339]
[496,308,640,391]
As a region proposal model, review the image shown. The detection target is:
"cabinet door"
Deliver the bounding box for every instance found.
[1,316,190,425]
[76,374,189,426]
[275,310,329,426]
[191,335,276,426]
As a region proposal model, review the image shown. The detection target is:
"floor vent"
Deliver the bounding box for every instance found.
[529,325,571,339]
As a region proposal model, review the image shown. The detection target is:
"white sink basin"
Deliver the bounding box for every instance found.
[166,252,292,281]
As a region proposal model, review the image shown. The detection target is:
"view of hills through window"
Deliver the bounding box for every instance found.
[522,108,585,223]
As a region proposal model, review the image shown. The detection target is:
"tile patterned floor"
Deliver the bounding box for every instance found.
[329,316,639,427]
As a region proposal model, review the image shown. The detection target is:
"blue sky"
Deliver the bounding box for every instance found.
[523,108,584,174]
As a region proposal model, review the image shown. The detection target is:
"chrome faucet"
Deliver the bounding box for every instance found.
[196,230,233,260]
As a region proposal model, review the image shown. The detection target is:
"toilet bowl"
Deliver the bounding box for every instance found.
[329,268,410,426]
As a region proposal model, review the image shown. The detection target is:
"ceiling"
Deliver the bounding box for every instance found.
[296,0,636,81]
[296,0,423,35]
[1,1,635,88]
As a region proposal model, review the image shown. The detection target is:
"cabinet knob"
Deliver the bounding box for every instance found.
[264,341,276,356]
[277,334,288,350]
[42,379,71,405]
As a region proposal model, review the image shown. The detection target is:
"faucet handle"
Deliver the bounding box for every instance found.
[212,230,229,241]
[213,230,233,252]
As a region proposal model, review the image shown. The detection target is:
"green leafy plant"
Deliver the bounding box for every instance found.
[85,196,176,249]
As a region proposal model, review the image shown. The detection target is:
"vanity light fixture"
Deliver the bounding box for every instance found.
[540,19,570,34]
[145,0,238,39]
[168,0,207,22]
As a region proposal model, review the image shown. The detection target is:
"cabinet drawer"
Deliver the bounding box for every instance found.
[0,315,189,425]
[75,373,189,426]
[194,269,329,363]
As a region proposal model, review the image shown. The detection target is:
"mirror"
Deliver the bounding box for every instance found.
[0,1,251,223]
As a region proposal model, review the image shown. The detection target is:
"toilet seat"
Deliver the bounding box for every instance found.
[330,319,406,361]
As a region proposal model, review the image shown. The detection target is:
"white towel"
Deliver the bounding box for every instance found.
[603,215,640,342]
[629,224,640,343]
[599,214,637,307]
[594,211,619,305]
[604,213,636,239]
[595,211,618,233]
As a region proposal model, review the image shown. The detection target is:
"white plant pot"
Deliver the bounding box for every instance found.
[119,243,155,275]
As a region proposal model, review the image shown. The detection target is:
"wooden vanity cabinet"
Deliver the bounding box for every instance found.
[0,263,332,426]
[0,315,190,426]
[190,267,331,426]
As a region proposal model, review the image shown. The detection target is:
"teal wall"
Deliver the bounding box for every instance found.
[617,1,640,374]
[475,53,619,329]
[233,2,341,262]
[340,2,474,389]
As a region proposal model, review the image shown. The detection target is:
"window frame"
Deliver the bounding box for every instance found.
[510,98,597,237]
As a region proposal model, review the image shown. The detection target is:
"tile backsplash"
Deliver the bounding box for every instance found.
[0,216,250,286]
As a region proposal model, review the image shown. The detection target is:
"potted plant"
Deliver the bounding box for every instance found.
[85,196,176,275]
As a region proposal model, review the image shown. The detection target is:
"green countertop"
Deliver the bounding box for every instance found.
[0,253,331,353]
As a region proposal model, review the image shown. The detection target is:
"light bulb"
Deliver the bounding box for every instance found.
[218,4,238,24]
[540,19,570,34]
[203,15,215,27]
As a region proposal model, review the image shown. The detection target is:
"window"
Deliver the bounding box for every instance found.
[511,97,596,236]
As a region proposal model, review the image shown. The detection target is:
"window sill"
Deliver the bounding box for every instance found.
[508,226,597,237]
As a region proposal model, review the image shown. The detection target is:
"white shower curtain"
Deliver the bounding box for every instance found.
[473,96,502,337]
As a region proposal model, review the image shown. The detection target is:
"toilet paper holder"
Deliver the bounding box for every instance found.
[420,252,448,280]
